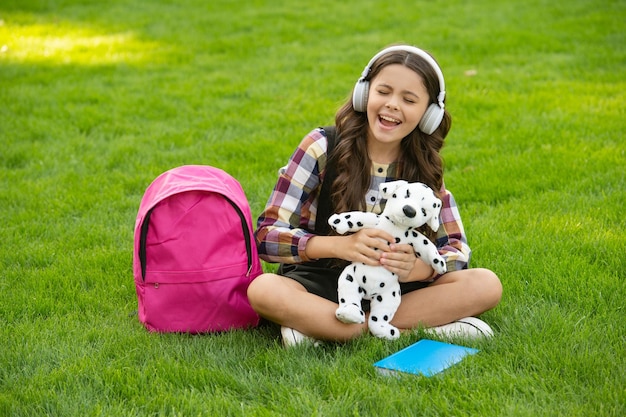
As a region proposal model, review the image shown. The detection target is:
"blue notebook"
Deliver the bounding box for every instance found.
[374,339,479,377]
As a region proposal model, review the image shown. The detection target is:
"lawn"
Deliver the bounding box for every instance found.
[1,0,624,416]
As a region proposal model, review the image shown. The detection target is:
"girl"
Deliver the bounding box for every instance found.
[247,45,502,346]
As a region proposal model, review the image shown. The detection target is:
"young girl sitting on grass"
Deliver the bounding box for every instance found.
[247,45,502,346]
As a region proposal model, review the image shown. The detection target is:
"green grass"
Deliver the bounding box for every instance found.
[1,0,624,415]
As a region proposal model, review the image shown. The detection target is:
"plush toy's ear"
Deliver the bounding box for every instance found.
[428,198,443,231]
[379,180,408,198]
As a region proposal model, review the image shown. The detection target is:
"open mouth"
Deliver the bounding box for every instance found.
[379,114,401,127]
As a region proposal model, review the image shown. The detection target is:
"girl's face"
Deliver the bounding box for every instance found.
[366,64,429,156]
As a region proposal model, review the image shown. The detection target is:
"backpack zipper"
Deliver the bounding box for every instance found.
[223,197,255,277]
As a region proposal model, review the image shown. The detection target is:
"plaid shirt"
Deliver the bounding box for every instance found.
[255,128,471,275]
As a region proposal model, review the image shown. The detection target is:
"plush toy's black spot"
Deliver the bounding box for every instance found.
[357,222,363,227]
[360,310,365,316]
[390,329,396,336]
[352,303,359,307]
[405,189,411,198]
[434,259,440,264]
[392,193,397,198]
[340,298,345,303]
[371,316,378,322]
[422,208,427,217]
[423,239,429,245]
[346,274,354,282]
[404,231,409,237]
[358,287,364,293]
[383,315,389,321]
[345,214,351,219]
[395,237,401,243]
[333,218,341,224]
[380,282,385,287]
[416,251,421,257]
[392,291,397,297]
[347,221,354,228]
[362,276,367,284]
[412,231,418,237]
[352,265,357,272]
[377,295,383,302]
[433,203,437,208]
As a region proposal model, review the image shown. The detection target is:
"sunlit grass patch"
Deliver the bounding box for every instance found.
[0,17,162,65]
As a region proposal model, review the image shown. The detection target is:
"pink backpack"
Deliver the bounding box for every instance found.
[133,165,262,333]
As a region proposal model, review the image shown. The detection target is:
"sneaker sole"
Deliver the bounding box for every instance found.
[455,317,494,338]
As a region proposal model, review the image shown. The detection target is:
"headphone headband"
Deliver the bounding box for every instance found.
[357,45,446,109]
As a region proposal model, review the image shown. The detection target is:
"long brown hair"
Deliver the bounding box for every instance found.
[329,48,452,215]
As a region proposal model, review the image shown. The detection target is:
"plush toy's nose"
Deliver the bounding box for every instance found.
[403,205,416,218]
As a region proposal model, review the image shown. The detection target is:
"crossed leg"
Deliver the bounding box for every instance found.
[247,267,502,342]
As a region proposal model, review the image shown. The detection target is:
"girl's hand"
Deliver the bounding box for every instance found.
[380,244,434,282]
[339,228,394,266]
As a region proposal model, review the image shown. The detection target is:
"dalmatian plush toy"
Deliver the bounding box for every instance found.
[327,180,447,340]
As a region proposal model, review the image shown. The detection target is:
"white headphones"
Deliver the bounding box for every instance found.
[352,45,446,135]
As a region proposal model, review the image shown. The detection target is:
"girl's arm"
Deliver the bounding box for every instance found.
[255,129,326,264]
[305,228,395,266]
[435,188,472,272]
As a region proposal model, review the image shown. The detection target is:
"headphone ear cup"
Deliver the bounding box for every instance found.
[352,79,369,112]
[418,104,445,135]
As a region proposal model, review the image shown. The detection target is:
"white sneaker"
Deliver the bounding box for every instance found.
[280,326,321,347]
[425,317,494,340]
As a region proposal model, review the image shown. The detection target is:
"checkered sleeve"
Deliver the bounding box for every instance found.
[255,128,328,264]
[435,187,472,273]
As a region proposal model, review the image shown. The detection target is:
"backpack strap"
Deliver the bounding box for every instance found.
[315,126,337,236]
